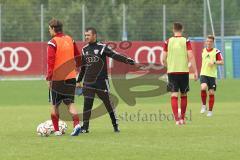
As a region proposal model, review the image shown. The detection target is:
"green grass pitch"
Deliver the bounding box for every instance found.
[0,79,239,160]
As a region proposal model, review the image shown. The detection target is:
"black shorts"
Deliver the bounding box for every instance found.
[49,78,76,106]
[83,79,110,98]
[167,73,189,93]
[200,75,216,91]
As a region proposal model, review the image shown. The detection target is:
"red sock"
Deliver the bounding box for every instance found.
[209,95,215,111]
[171,96,179,121]
[180,96,187,120]
[201,90,207,105]
[72,114,80,127]
[51,113,59,131]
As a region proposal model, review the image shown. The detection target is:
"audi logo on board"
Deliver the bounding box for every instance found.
[0,47,32,72]
[0,45,164,72]
[135,46,164,70]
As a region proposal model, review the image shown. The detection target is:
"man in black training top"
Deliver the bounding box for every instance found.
[76,27,135,133]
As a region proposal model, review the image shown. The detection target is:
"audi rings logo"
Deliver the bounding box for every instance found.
[135,46,164,70]
[0,47,32,72]
[86,56,100,63]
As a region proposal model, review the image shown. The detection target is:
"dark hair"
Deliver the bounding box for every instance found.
[207,35,215,41]
[85,27,97,35]
[48,18,63,33]
[173,22,183,32]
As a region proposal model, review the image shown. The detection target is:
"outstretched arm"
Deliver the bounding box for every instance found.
[104,46,135,65]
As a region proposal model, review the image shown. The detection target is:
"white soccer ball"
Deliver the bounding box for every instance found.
[42,120,68,134]
[44,120,54,133]
[36,123,51,137]
[58,120,68,134]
